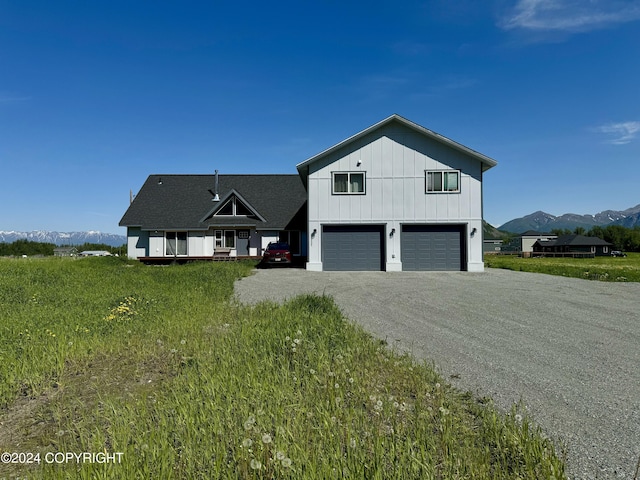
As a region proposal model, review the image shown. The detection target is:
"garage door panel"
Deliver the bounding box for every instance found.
[401,225,464,271]
[322,226,384,271]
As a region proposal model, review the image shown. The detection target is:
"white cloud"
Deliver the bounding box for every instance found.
[501,0,640,32]
[594,121,640,145]
[0,93,31,103]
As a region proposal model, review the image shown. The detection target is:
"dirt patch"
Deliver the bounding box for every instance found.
[0,351,176,477]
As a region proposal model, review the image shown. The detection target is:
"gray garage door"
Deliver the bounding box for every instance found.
[322,225,384,271]
[401,225,465,271]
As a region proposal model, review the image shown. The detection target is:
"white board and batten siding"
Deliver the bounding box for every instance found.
[305,123,486,272]
[126,227,277,259]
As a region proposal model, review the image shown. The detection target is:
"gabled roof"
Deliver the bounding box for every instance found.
[54,246,78,252]
[521,230,556,237]
[200,189,267,223]
[296,114,498,183]
[534,234,612,247]
[119,174,306,231]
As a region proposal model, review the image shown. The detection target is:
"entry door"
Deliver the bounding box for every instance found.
[237,230,250,256]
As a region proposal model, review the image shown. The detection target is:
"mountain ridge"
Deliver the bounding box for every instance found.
[499,204,640,233]
[0,230,126,247]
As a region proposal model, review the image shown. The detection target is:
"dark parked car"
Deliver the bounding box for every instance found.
[261,242,292,266]
[611,251,627,257]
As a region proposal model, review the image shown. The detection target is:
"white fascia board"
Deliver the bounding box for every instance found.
[296,114,498,174]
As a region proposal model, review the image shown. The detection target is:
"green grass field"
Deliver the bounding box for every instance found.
[486,252,640,282]
[0,257,565,479]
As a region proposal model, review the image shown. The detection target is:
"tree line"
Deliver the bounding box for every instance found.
[550,225,640,252]
[0,239,127,257]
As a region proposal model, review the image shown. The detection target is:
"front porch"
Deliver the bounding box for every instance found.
[137,255,263,265]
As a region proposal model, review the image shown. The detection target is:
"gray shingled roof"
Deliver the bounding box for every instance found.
[119,174,307,231]
[521,230,554,236]
[534,234,612,248]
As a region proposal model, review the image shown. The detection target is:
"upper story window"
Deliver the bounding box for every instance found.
[333,172,365,194]
[215,196,253,216]
[426,170,460,193]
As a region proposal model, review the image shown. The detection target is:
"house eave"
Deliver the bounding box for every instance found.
[296,114,498,180]
[137,226,209,232]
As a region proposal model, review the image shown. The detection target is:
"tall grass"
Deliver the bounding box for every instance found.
[0,257,565,479]
[486,252,640,282]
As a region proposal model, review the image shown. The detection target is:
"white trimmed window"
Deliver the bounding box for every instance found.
[426,170,460,193]
[215,230,236,249]
[332,172,365,194]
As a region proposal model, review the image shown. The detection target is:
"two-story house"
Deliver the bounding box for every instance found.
[120,114,497,271]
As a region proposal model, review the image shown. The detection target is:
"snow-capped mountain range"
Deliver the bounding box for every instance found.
[4,204,640,245]
[499,204,640,233]
[0,231,127,247]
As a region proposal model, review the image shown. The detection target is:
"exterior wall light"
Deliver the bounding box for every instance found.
[471,227,477,236]
[390,228,396,236]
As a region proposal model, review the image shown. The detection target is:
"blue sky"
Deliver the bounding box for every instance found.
[1,0,639,234]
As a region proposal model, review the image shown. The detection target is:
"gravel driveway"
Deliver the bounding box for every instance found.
[234,268,639,480]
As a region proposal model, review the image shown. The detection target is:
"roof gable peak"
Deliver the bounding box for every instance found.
[296,114,497,183]
[200,189,266,223]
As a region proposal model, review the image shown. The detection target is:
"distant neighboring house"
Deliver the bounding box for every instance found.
[532,234,612,257]
[54,246,78,257]
[120,114,498,271]
[483,239,503,254]
[80,250,112,257]
[518,231,558,255]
